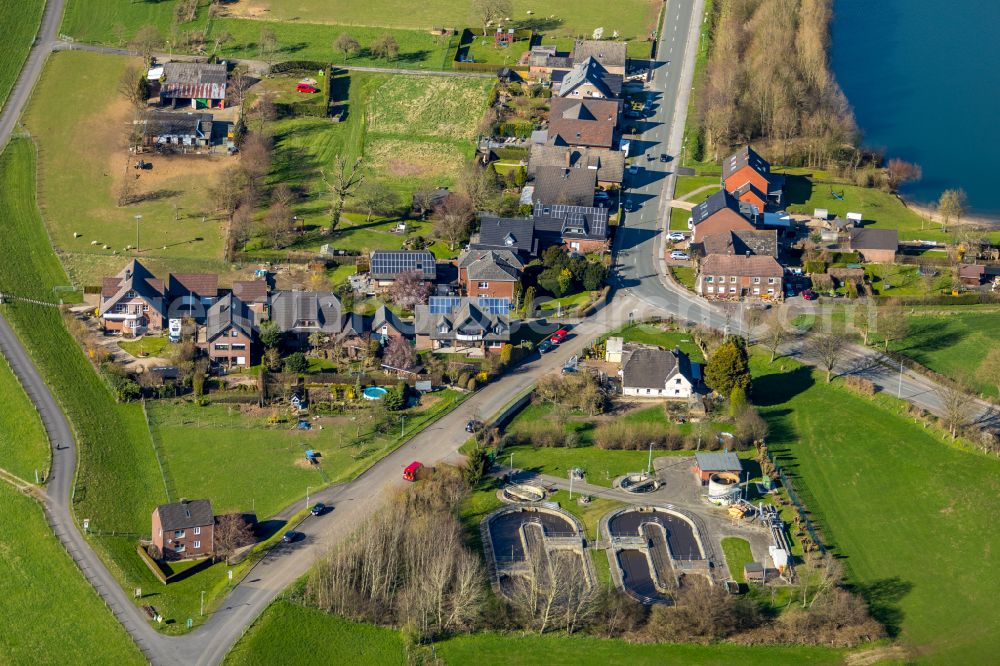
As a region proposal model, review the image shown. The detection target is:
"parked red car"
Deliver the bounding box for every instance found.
[403,461,423,482]
[296,83,320,93]
[549,328,570,344]
[801,289,817,301]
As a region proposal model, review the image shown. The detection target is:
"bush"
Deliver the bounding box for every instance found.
[510,420,569,448]
[466,377,478,391]
[843,375,876,397]
[593,422,684,450]
[283,352,309,374]
[803,260,827,274]
[456,372,470,388]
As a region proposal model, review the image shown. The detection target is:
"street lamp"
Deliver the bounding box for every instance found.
[306,486,311,509]
[134,214,143,254]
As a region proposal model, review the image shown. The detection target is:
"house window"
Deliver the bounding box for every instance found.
[193,526,201,535]
[768,277,776,284]
[115,303,126,313]
[705,276,713,283]
[730,276,737,283]
[675,389,680,395]
[175,544,185,552]
[231,330,239,337]
[675,378,681,384]
[126,290,136,298]
[174,530,185,539]
[478,281,489,289]
[381,325,388,334]
[706,286,714,293]
[232,344,246,350]
[767,288,775,294]
[729,287,736,293]
[645,389,651,394]
[214,344,230,351]
[753,287,760,294]
[753,277,761,284]
[193,540,201,549]
[142,304,149,312]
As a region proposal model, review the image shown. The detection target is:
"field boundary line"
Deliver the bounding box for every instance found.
[141,399,176,502]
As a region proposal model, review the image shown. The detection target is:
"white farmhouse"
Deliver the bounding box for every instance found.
[620,346,698,399]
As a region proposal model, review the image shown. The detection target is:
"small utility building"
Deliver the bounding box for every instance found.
[160,62,227,109]
[692,451,743,483]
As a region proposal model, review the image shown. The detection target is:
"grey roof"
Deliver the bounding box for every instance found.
[528,143,625,184]
[571,40,627,69]
[458,249,524,281]
[557,57,622,99]
[691,189,748,226]
[206,293,254,341]
[161,62,227,100]
[698,230,778,258]
[722,145,771,181]
[532,166,597,207]
[99,259,165,317]
[145,111,213,138]
[473,216,537,255]
[269,291,343,333]
[371,304,412,336]
[534,203,609,241]
[370,250,436,280]
[155,499,214,530]
[529,45,573,69]
[694,451,743,473]
[849,228,899,252]
[621,347,694,389]
[414,299,510,343]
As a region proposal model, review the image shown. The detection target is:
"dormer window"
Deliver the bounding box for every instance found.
[126,290,136,298]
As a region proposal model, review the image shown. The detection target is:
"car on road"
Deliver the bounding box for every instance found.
[670,250,689,261]
[310,503,326,516]
[647,153,655,161]
[628,164,639,175]
[668,231,686,242]
[465,419,482,433]
[660,153,669,162]
[403,461,423,481]
[538,339,553,353]
[801,289,817,301]
[282,531,300,543]
[561,365,577,374]
[296,83,319,93]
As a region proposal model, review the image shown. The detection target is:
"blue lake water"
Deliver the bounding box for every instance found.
[831,0,1000,217]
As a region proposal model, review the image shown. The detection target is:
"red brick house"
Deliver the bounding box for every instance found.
[98,259,166,335]
[722,146,784,210]
[690,189,756,243]
[849,228,898,264]
[151,499,214,560]
[167,272,219,322]
[692,452,743,484]
[371,305,410,345]
[696,254,784,300]
[458,249,524,299]
[547,97,619,150]
[203,294,258,368]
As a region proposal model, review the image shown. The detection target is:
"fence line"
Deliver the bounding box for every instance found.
[766,450,826,554]
[142,399,176,503]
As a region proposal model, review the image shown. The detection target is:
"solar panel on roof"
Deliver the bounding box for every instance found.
[477,297,511,315]
[370,251,435,276]
[429,296,463,314]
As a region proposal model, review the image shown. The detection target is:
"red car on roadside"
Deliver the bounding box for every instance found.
[549,328,570,344]
[801,289,817,301]
[403,461,423,482]
[296,83,320,93]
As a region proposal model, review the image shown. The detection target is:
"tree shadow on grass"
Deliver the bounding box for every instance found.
[894,319,966,355]
[752,365,814,407]
[847,576,913,637]
[782,174,813,206]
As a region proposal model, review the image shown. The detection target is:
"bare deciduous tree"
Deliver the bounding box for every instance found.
[433,193,475,250]
[389,269,431,310]
[262,201,294,248]
[355,183,399,223]
[130,25,163,65]
[383,335,416,371]
[937,188,967,233]
[885,158,922,192]
[937,381,972,439]
[322,156,365,234]
[118,67,150,112]
[214,513,254,564]
[472,0,513,36]
[762,310,788,362]
[371,34,399,61]
[334,33,360,62]
[258,28,279,67]
[876,302,908,351]
[808,333,846,383]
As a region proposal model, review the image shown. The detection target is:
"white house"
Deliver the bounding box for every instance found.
[620,346,698,399]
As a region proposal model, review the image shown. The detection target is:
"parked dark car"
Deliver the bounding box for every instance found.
[538,339,553,353]
[310,503,327,516]
[282,531,300,543]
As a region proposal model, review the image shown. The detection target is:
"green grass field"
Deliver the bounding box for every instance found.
[669,205,691,231]
[614,323,704,361]
[23,51,231,287]
[673,175,720,200]
[224,600,407,665]
[227,0,659,42]
[0,0,44,112]
[670,265,696,291]
[892,310,1000,396]
[721,537,752,583]
[751,354,1000,662]
[0,355,49,482]
[118,336,170,358]
[0,486,143,663]
[60,0,210,46]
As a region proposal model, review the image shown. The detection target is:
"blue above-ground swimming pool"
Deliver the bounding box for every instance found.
[363,386,388,400]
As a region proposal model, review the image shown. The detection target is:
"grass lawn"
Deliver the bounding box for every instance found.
[670,265,696,291]
[721,536,752,583]
[538,290,594,313]
[669,206,691,231]
[226,0,660,43]
[118,335,170,358]
[151,390,465,518]
[23,51,232,287]
[784,175,1000,244]
[60,0,210,46]
[862,264,948,297]
[751,353,1000,662]
[0,0,44,112]
[613,323,704,361]
[224,599,406,665]
[673,175,720,200]
[0,486,143,663]
[891,310,1000,397]
[0,355,49,482]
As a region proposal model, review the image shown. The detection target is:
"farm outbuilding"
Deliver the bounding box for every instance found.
[692,451,742,483]
[160,62,227,109]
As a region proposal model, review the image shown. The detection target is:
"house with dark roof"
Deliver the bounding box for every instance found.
[527,45,575,76]
[143,111,215,147]
[532,165,597,208]
[458,249,524,299]
[528,143,624,187]
[203,294,258,368]
[690,189,756,243]
[547,97,620,149]
[694,229,778,259]
[231,280,269,316]
[958,263,1000,287]
[721,146,784,210]
[849,228,898,264]
[269,291,345,346]
[692,451,742,483]
[152,499,214,560]
[167,273,219,322]
[98,259,166,335]
[557,57,623,100]
[369,250,437,289]
[414,298,510,352]
[533,203,611,252]
[160,62,227,109]
[371,304,411,344]
[571,40,627,75]
[619,346,698,399]
[696,254,783,300]
[471,216,538,256]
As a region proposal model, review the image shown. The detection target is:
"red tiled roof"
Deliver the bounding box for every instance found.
[232,280,268,303]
